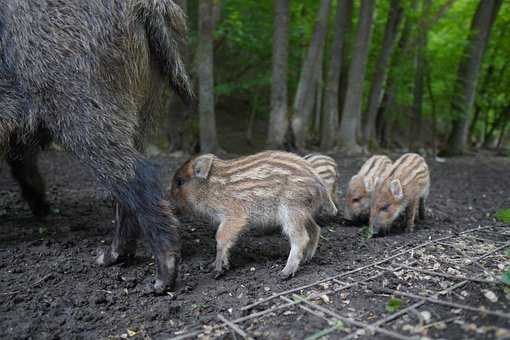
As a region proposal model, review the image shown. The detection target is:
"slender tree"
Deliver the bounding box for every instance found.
[198,0,220,153]
[338,0,375,153]
[337,0,354,121]
[447,0,502,155]
[363,0,403,147]
[409,0,432,151]
[321,0,351,150]
[291,0,331,149]
[375,0,417,147]
[267,0,290,149]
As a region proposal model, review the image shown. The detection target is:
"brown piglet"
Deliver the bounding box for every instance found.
[344,155,393,223]
[370,153,430,235]
[303,153,339,206]
[170,151,337,278]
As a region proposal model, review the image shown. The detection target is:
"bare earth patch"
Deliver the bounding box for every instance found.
[0,151,509,339]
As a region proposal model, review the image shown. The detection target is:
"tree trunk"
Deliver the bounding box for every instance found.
[337,0,354,124]
[375,0,417,147]
[338,0,375,153]
[313,48,324,136]
[446,0,502,155]
[246,93,259,146]
[363,0,403,147]
[198,0,220,153]
[266,0,290,149]
[291,0,331,149]
[496,120,508,150]
[409,0,432,151]
[320,0,351,150]
[425,59,438,155]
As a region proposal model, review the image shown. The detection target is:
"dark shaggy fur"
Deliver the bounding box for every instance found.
[0,0,193,293]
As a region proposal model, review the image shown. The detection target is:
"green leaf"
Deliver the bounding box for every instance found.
[502,271,510,286]
[361,225,374,240]
[495,209,510,223]
[386,297,402,312]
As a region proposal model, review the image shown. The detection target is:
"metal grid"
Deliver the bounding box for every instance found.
[172,225,510,339]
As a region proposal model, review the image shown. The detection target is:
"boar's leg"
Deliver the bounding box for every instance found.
[96,203,140,266]
[280,210,310,279]
[418,197,426,221]
[404,200,418,232]
[6,135,50,218]
[49,104,180,293]
[303,217,321,262]
[214,217,247,278]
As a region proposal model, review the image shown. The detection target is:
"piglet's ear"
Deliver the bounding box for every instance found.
[389,179,404,200]
[350,174,359,184]
[363,177,374,192]
[193,155,214,179]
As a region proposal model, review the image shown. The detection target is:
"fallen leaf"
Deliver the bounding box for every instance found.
[483,289,498,303]
[420,311,432,323]
[386,297,402,312]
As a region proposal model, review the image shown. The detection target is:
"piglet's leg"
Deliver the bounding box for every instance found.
[405,200,418,232]
[418,197,426,221]
[214,217,247,278]
[280,210,310,279]
[303,217,321,262]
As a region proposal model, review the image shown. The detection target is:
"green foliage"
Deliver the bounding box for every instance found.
[502,270,510,285]
[495,209,510,223]
[386,297,402,312]
[360,225,374,239]
[182,0,510,150]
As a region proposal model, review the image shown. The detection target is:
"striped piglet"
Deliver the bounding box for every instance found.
[303,153,339,205]
[345,155,393,223]
[370,153,430,235]
[170,151,337,278]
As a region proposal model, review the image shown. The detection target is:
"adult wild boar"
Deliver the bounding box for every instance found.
[0,0,193,293]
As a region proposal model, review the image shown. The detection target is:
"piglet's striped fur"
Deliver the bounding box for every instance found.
[370,153,430,235]
[345,155,392,222]
[170,151,337,278]
[303,153,339,204]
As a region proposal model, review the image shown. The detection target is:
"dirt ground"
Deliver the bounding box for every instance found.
[1,151,509,339]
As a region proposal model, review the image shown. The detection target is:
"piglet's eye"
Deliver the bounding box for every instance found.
[380,204,390,212]
[175,177,185,187]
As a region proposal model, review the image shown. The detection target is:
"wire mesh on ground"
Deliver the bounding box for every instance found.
[171,225,510,339]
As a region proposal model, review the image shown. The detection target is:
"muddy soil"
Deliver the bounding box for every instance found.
[0,151,509,339]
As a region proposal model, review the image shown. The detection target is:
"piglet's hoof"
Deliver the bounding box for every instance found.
[214,269,226,279]
[96,247,120,266]
[279,270,295,281]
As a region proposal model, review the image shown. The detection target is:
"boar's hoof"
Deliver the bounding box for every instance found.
[153,279,169,295]
[152,254,178,295]
[96,247,121,266]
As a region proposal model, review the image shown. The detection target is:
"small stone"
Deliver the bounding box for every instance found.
[483,289,498,303]
[420,311,432,323]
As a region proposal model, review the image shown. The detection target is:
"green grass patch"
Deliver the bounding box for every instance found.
[360,225,374,239]
[386,297,402,312]
[495,209,510,223]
